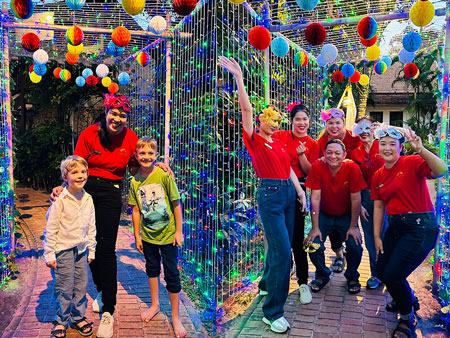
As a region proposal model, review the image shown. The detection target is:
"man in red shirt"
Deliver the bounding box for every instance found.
[305,139,367,294]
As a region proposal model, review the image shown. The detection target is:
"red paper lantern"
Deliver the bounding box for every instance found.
[404,63,419,78]
[172,0,197,16]
[332,71,344,83]
[248,26,271,51]
[65,52,79,65]
[112,26,131,47]
[305,23,327,46]
[86,75,97,87]
[96,76,102,85]
[360,35,377,47]
[357,16,378,40]
[108,82,119,94]
[29,65,34,73]
[349,70,361,83]
[21,33,40,52]
[53,67,62,79]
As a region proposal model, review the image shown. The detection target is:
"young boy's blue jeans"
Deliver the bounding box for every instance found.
[52,247,88,327]
[257,178,295,321]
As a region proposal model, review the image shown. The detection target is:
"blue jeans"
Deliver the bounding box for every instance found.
[257,178,295,321]
[309,212,363,282]
[360,189,388,277]
[376,212,438,316]
[51,248,89,327]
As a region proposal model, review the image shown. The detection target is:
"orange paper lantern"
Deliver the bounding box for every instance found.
[65,52,79,65]
[108,82,119,94]
[112,26,131,47]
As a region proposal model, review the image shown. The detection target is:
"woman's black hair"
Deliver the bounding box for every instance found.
[290,103,310,121]
[355,115,374,124]
[95,112,111,148]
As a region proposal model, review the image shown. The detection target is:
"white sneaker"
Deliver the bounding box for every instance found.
[92,291,103,313]
[299,284,312,304]
[262,316,290,333]
[97,312,114,338]
[259,289,268,296]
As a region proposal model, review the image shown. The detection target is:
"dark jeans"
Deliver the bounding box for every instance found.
[309,212,363,282]
[84,176,122,315]
[291,181,308,285]
[257,179,295,321]
[376,212,438,316]
[142,241,181,293]
[329,231,344,252]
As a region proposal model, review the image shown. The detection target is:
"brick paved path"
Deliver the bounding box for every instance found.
[2,188,205,338]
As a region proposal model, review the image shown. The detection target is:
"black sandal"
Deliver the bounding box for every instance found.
[347,280,361,295]
[310,278,329,293]
[70,317,94,337]
[391,315,417,338]
[51,321,66,338]
[331,257,345,273]
[386,297,420,313]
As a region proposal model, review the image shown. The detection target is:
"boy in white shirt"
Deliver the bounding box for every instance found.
[44,155,96,338]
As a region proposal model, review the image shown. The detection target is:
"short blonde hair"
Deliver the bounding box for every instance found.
[60,155,88,180]
[136,137,158,151]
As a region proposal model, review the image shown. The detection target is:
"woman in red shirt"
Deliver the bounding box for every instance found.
[219,56,306,333]
[372,127,447,338]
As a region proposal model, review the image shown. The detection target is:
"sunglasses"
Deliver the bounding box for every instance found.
[321,108,344,122]
[353,121,373,135]
[375,127,403,140]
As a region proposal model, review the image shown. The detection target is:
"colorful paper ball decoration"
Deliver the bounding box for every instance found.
[404,63,419,79]
[118,72,131,85]
[399,49,415,64]
[295,0,319,11]
[149,16,167,35]
[59,69,71,82]
[294,51,308,67]
[248,26,271,50]
[374,61,387,75]
[381,55,392,67]
[413,69,420,80]
[29,72,41,83]
[33,49,49,64]
[33,63,47,76]
[82,68,93,79]
[96,64,109,78]
[341,63,355,78]
[228,0,245,4]
[403,32,422,53]
[332,71,344,83]
[96,76,102,85]
[86,75,97,87]
[136,52,150,67]
[29,65,34,73]
[359,74,370,86]
[11,0,34,19]
[65,52,79,65]
[67,43,84,55]
[172,0,197,16]
[316,54,327,67]
[410,0,435,27]
[66,26,84,46]
[366,45,380,61]
[270,37,289,57]
[53,67,62,79]
[112,26,131,47]
[357,16,378,40]
[349,70,361,83]
[102,77,112,87]
[107,40,125,57]
[305,23,326,46]
[108,83,119,94]
[21,33,40,52]
[66,0,85,10]
[75,76,86,87]
[321,43,338,63]
[360,35,377,47]
[122,0,145,15]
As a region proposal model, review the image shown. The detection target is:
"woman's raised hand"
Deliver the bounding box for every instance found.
[405,127,423,153]
[219,56,243,79]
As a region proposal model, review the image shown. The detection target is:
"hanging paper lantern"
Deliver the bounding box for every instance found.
[33,63,47,76]
[53,67,62,79]
[75,76,86,87]
[108,83,119,94]
[357,16,378,40]
[122,0,145,15]
[366,45,380,61]
[404,63,419,79]
[403,32,422,53]
[82,68,93,79]
[29,71,41,84]
[33,49,49,65]
[374,61,387,75]
[380,55,392,67]
[305,23,326,46]
[359,74,370,86]
[65,52,79,65]
[248,26,271,51]
[321,43,338,63]
[341,63,355,78]
[96,76,102,85]
[112,26,131,47]
[172,0,197,16]
[66,0,85,10]
[11,0,34,19]
[67,43,84,55]
[136,52,150,67]
[228,0,245,4]
[399,49,415,64]
[332,71,344,83]
[413,69,420,80]
[59,69,71,82]
[66,26,84,46]
[270,37,289,57]
[360,35,377,47]
[107,40,125,57]
[118,72,131,85]
[96,64,109,78]
[149,16,167,35]
[316,54,327,67]
[295,0,319,11]
[102,77,112,87]
[349,70,361,83]
[294,51,308,67]
[29,65,34,73]
[21,33,40,52]
[86,75,97,87]
[410,0,435,27]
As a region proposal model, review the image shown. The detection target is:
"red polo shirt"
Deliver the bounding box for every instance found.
[351,140,385,188]
[318,130,362,159]
[371,155,434,215]
[306,161,367,216]
[272,131,320,178]
[243,130,291,179]
[74,123,138,180]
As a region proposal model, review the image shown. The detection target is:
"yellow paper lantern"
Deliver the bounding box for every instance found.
[359,74,370,86]
[29,71,42,83]
[410,0,435,27]
[366,45,380,61]
[122,0,145,15]
[228,0,245,4]
[67,43,84,55]
[102,76,112,87]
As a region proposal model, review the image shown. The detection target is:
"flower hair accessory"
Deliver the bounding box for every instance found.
[321,108,344,122]
[260,105,284,127]
[104,93,131,112]
[286,101,303,113]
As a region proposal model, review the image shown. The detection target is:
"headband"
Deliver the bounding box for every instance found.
[104,93,131,112]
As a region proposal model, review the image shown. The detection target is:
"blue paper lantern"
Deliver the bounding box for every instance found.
[76,76,86,87]
[107,40,125,57]
[270,37,289,57]
[66,0,85,10]
[295,0,319,10]
[321,43,338,63]
[399,49,415,64]
[402,32,422,53]
[118,72,131,85]
[380,55,392,67]
[82,68,93,79]
[341,63,355,77]
[316,54,327,67]
[33,63,47,76]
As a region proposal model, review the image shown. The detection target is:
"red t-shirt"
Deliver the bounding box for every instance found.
[306,161,367,216]
[272,131,320,178]
[370,155,434,215]
[351,140,385,188]
[317,130,362,159]
[74,123,138,180]
[243,130,291,179]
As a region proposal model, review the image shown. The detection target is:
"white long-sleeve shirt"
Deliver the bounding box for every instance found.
[43,188,96,263]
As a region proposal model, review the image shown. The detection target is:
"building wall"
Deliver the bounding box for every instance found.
[366,104,414,128]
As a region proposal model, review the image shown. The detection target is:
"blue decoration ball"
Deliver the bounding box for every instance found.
[321,43,338,63]
[66,0,85,10]
[76,76,86,87]
[107,40,125,57]
[402,32,422,53]
[380,55,392,67]
[33,63,47,76]
[118,72,130,85]
[342,63,355,77]
[270,37,289,57]
[82,68,93,79]
[295,0,319,11]
[316,54,327,67]
[398,49,415,64]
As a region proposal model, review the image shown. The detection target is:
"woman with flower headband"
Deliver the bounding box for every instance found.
[219,56,307,333]
[371,126,447,338]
